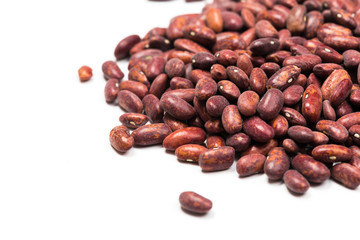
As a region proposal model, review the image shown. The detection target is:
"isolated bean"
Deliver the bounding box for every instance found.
[292,154,330,183]
[179,191,212,214]
[206,135,225,149]
[119,113,148,129]
[163,127,206,151]
[257,88,284,121]
[236,154,266,177]
[109,125,134,153]
[175,144,207,163]
[331,163,360,189]
[199,146,235,171]
[264,147,290,181]
[312,144,352,163]
[78,66,92,82]
[283,170,310,194]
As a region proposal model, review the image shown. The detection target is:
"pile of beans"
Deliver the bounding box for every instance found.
[103,0,360,196]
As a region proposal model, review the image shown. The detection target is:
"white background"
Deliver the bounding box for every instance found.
[0,0,359,239]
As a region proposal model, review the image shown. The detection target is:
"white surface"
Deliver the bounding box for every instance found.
[0,0,359,239]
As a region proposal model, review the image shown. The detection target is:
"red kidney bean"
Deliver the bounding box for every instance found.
[314,46,343,64]
[222,105,242,135]
[249,38,280,56]
[257,88,284,121]
[102,61,124,80]
[160,94,195,121]
[104,78,119,103]
[283,170,310,194]
[243,116,275,143]
[249,68,267,96]
[305,11,324,39]
[142,94,163,123]
[242,139,278,157]
[189,69,212,85]
[170,77,194,90]
[191,52,217,70]
[114,35,141,60]
[206,95,229,117]
[195,78,217,101]
[269,115,288,138]
[226,66,249,91]
[329,78,353,107]
[312,131,330,146]
[78,66,92,82]
[283,85,304,106]
[237,91,259,117]
[217,80,240,102]
[199,146,235,171]
[225,133,251,152]
[183,24,216,47]
[149,73,168,98]
[236,54,253,77]
[283,55,322,73]
[163,89,195,103]
[312,144,353,163]
[211,64,227,81]
[119,80,148,99]
[204,119,224,134]
[165,58,185,78]
[349,125,360,146]
[206,135,225,149]
[281,107,307,126]
[288,126,314,144]
[322,100,336,121]
[236,154,266,177]
[266,65,301,91]
[163,127,206,151]
[163,113,187,132]
[175,144,207,164]
[313,63,344,79]
[331,163,360,189]
[302,84,322,124]
[241,8,255,28]
[145,56,166,81]
[255,20,278,39]
[292,154,330,183]
[260,62,280,78]
[131,123,172,146]
[179,191,212,214]
[316,120,349,144]
[118,90,143,113]
[128,67,150,88]
[282,138,300,155]
[337,112,360,129]
[264,147,290,181]
[119,113,149,129]
[109,125,134,153]
[222,11,243,31]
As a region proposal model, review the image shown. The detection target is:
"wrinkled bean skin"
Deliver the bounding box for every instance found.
[316,120,349,144]
[175,144,207,163]
[288,126,314,144]
[109,126,134,153]
[266,65,301,90]
[349,125,360,146]
[329,78,353,107]
[237,91,259,117]
[283,55,322,73]
[163,113,188,132]
[312,131,330,146]
[102,61,124,80]
[283,170,310,194]
[281,107,307,126]
[160,94,195,121]
[312,144,353,163]
[257,88,284,121]
[218,80,240,102]
[198,144,236,172]
[292,154,331,183]
[236,154,266,177]
[249,68,267,96]
[225,133,251,152]
[195,78,218,101]
[131,123,172,146]
[206,135,225,149]
[337,112,360,129]
[119,113,149,129]
[302,84,322,124]
[104,78,119,103]
[242,139,278,156]
[179,191,212,214]
[206,95,229,117]
[331,163,360,189]
[269,115,288,138]
[118,90,143,113]
[283,85,304,106]
[114,35,141,60]
[222,105,242,135]
[142,94,163,123]
[264,147,290,181]
[249,38,280,56]
[119,80,148,100]
[163,127,206,151]
[243,116,275,143]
